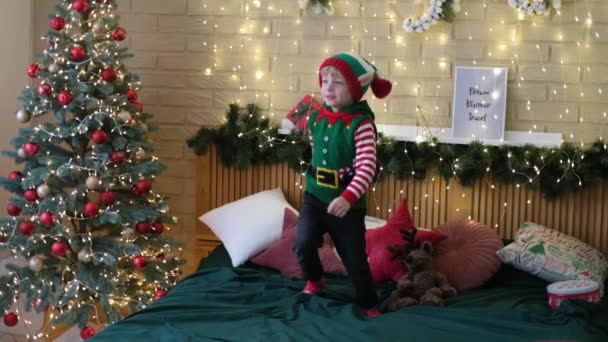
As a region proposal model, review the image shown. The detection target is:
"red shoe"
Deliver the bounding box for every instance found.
[303,278,326,295]
[365,307,381,318]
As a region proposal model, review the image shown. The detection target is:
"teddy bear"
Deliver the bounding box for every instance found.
[386,231,457,311]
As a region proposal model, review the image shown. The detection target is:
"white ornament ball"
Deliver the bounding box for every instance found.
[117,111,131,123]
[86,176,101,190]
[165,253,176,262]
[92,20,105,34]
[48,63,60,74]
[16,109,31,123]
[17,147,26,159]
[29,256,44,273]
[37,184,51,198]
[77,249,92,263]
[122,228,136,237]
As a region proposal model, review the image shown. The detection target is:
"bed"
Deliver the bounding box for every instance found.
[92,243,608,342]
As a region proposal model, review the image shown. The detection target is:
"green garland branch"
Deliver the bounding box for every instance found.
[187,104,608,199]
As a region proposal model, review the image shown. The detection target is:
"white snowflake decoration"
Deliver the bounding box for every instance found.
[402,0,462,33]
[508,0,561,16]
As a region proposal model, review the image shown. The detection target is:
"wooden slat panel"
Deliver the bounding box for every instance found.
[196,148,608,254]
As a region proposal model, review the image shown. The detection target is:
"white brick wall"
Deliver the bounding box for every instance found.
[45,0,600,221]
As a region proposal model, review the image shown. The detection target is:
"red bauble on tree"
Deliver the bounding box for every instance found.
[80,326,96,340]
[50,16,65,31]
[154,289,168,300]
[3,312,18,327]
[9,171,23,180]
[136,221,151,234]
[101,191,115,206]
[112,27,127,41]
[24,142,40,156]
[0,236,7,243]
[111,151,126,165]
[101,68,117,82]
[39,211,57,227]
[51,241,68,257]
[24,189,39,202]
[136,179,152,194]
[58,91,73,106]
[27,64,40,78]
[133,255,148,270]
[84,202,100,217]
[19,221,35,236]
[72,0,89,13]
[70,46,87,61]
[151,222,164,235]
[37,83,52,96]
[91,130,108,144]
[156,253,165,260]
[7,204,22,217]
[126,89,138,102]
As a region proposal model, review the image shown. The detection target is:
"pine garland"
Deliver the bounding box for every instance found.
[187,104,608,199]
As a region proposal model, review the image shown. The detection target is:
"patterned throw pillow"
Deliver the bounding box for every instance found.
[497,222,608,292]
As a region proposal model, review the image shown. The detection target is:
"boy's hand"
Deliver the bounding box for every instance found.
[327,197,351,218]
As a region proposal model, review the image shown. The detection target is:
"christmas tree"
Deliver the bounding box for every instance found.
[0,0,183,338]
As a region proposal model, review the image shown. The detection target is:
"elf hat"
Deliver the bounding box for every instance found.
[318,52,392,101]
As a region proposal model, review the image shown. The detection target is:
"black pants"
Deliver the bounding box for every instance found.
[294,191,377,309]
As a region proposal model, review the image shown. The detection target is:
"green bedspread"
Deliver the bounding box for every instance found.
[93,245,608,342]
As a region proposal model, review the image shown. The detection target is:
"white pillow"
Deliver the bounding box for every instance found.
[199,188,297,266]
[364,216,387,229]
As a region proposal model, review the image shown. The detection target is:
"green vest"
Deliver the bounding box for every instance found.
[305,101,375,209]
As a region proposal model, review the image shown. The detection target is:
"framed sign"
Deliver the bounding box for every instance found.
[452,66,508,141]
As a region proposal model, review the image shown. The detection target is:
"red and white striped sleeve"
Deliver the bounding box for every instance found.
[340,120,376,205]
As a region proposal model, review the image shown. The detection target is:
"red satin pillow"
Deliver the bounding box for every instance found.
[250,208,346,278]
[432,219,503,291]
[365,199,447,283]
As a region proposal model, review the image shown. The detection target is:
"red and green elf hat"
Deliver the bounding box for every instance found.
[318,52,392,101]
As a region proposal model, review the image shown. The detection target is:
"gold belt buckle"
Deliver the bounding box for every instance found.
[316,167,339,189]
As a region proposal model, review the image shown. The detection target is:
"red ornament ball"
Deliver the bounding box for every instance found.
[51,241,68,257]
[100,68,117,82]
[136,179,153,194]
[27,64,40,78]
[80,326,96,340]
[19,221,35,236]
[72,0,89,13]
[9,171,23,180]
[91,130,108,144]
[101,191,115,206]
[58,91,73,106]
[154,289,168,300]
[133,255,148,270]
[3,312,18,327]
[0,236,6,243]
[39,211,57,227]
[111,151,126,165]
[24,189,39,202]
[151,222,164,235]
[70,46,87,61]
[37,83,52,96]
[84,202,100,217]
[136,221,151,234]
[156,252,165,260]
[24,142,40,156]
[126,89,138,102]
[7,204,22,217]
[50,16,65,31]
[112,27,127,41]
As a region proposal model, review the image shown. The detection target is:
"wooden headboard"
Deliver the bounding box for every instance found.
[196,145,608,254]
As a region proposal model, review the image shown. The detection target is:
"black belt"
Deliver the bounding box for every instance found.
[307,165,355,189]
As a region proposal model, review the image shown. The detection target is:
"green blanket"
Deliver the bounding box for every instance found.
[93,245,608,341]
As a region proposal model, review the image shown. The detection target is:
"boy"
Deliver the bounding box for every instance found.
[294,53,392,317]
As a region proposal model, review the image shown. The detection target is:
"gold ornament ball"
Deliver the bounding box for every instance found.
[86,176,101,190]
[92,20,105,34]
[29,256,44,273]
[135,148,146,161]
[36,184,51,198]
[16,109,31,123]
